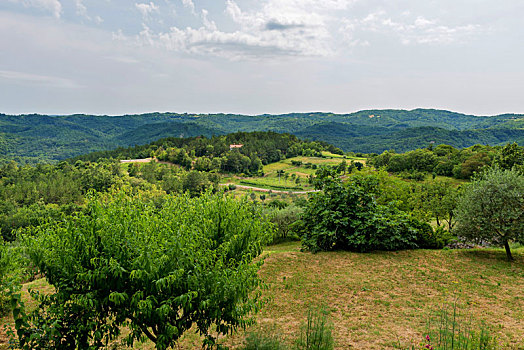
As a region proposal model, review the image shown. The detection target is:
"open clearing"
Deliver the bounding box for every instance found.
[2,243,522,349]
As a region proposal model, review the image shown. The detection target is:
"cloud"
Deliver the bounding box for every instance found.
[74,0,103,23]
[265,21,305,31]
[0,70,80,88]
[115,0,339,59]
[135,2,159,19]
[8,0,62,18]
[75,0,87,17]
[181,0,196,15]
[347,11,482,45]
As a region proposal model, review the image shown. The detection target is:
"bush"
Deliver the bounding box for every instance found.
[301,168,435,253]
[0,242,11,315]
[243,327,285,350]
[14,191,272,349]
[0,241,29,316]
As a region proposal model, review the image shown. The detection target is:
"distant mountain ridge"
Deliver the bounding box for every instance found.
[1,109,523,163]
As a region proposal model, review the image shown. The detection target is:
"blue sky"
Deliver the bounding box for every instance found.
[1,0,523,115]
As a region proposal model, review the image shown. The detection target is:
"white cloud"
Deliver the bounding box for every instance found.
[8,0,62,18]
[181,0,196,15]
[75,0,87,17]
[135,2,159,19]
[116,0,341,59]
[347,11,482,45]
[0,70,80,88]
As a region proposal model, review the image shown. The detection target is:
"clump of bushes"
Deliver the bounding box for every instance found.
[299,168,446,253]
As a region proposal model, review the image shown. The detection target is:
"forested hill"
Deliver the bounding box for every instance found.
[1,109,523,163]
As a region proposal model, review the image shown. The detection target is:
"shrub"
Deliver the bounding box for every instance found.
[14,191,272,349]
[243,327,285,350]
[0,242,11,315]
[301,168,434,253]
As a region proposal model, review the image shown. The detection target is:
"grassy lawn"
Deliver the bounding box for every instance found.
[2,243,523,349]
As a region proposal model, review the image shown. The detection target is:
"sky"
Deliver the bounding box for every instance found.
[1,0,523,116]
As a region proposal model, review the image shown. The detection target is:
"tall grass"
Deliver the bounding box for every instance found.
[243,306,334,350]
[419,299,497,350]
[295,306,334,350]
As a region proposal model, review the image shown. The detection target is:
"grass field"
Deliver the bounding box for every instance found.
[2,243,522,350]
[224,155,364,192]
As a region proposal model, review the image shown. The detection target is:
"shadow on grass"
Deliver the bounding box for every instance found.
[455,248,524,264]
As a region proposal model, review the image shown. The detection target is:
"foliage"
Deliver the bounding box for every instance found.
[0,242,12,315]
[300,168,437,253]
[13,191,272,349]
[454,167,524,260]
[265,205,303,244]
[369,143,509,180]
[3,110,523,164]
[417,179,460,231]
[494,142,524,171]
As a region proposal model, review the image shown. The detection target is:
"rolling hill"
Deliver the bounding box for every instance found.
[0,109,523,163]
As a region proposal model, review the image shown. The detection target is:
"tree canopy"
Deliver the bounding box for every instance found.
[455,167,524,260]
[14,191,272,349]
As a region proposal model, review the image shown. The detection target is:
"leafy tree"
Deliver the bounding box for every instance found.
[15,191,271,349]
[301,168,436,253]
[494,142,524,170]
[455,167,524,260]
[418,180,459,231]
[276,170,285,183]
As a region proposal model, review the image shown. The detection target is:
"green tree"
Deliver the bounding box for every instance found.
[418,180,459,231]
[301,167,435,253]
[276,170,285,183]
[495,142,524,170]
[455,167,524,260]
[15,191,271,349]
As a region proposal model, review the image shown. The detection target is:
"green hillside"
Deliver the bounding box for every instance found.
[1,109,523,163]
[297,123,524,153]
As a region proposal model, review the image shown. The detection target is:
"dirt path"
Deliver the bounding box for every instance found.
[220,183,319,194]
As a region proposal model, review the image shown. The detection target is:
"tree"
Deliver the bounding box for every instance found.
[276,170,285,183]
[495,142,524,170]
[300,167,436,253]
[15,191,271,349]
[418,180,459,231]
[455,167,524,260]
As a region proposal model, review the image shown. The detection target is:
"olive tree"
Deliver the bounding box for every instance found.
[455,167,524,260]
[14,190,271,349]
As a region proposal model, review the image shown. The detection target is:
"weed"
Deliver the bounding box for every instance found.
[295,306,334,350]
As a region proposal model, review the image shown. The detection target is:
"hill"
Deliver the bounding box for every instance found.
[1,109,523,163]
[297,123,524,153]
